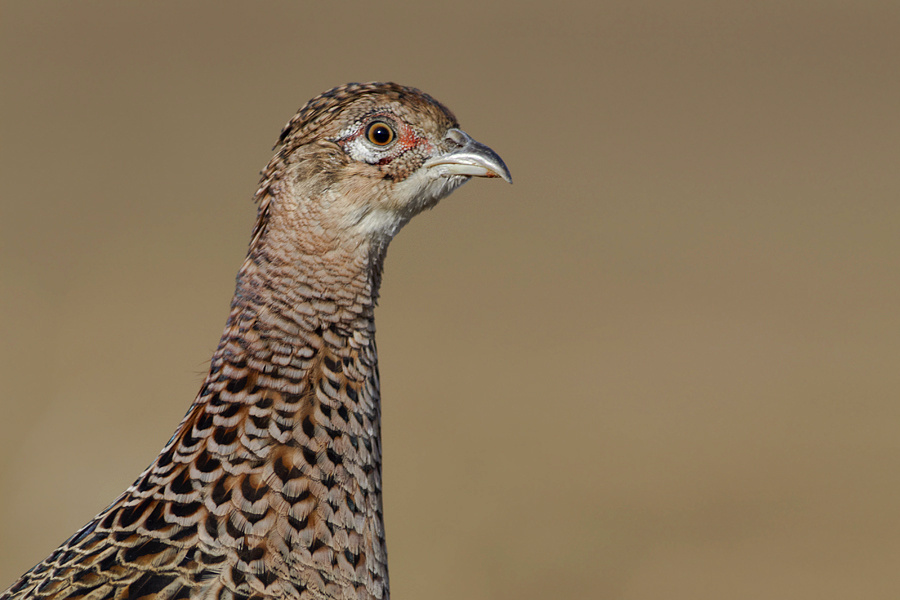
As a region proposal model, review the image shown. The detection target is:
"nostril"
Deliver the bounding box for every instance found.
[445,128,468,147]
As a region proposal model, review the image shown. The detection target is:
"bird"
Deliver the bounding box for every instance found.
[1,82,511,600]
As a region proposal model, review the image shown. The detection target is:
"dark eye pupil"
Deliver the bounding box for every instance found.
[370,125,392,144]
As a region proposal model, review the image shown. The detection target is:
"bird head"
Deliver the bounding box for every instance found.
[254,82,511,250]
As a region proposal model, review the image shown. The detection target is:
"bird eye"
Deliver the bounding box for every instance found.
[366,121,395,146]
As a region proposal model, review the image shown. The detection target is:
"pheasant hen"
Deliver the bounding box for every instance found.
[2,82,511,600]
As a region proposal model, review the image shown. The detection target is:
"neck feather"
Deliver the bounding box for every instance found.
[132,189,393,598]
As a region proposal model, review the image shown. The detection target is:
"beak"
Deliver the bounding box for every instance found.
[424,128,512,184]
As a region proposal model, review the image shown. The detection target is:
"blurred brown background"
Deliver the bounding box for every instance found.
[2,2,900,598]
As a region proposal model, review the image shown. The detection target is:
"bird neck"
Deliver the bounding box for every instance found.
[146,206,392,597]
[234,236,383,342]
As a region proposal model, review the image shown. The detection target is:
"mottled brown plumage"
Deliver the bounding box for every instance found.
[2,82,510,600]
